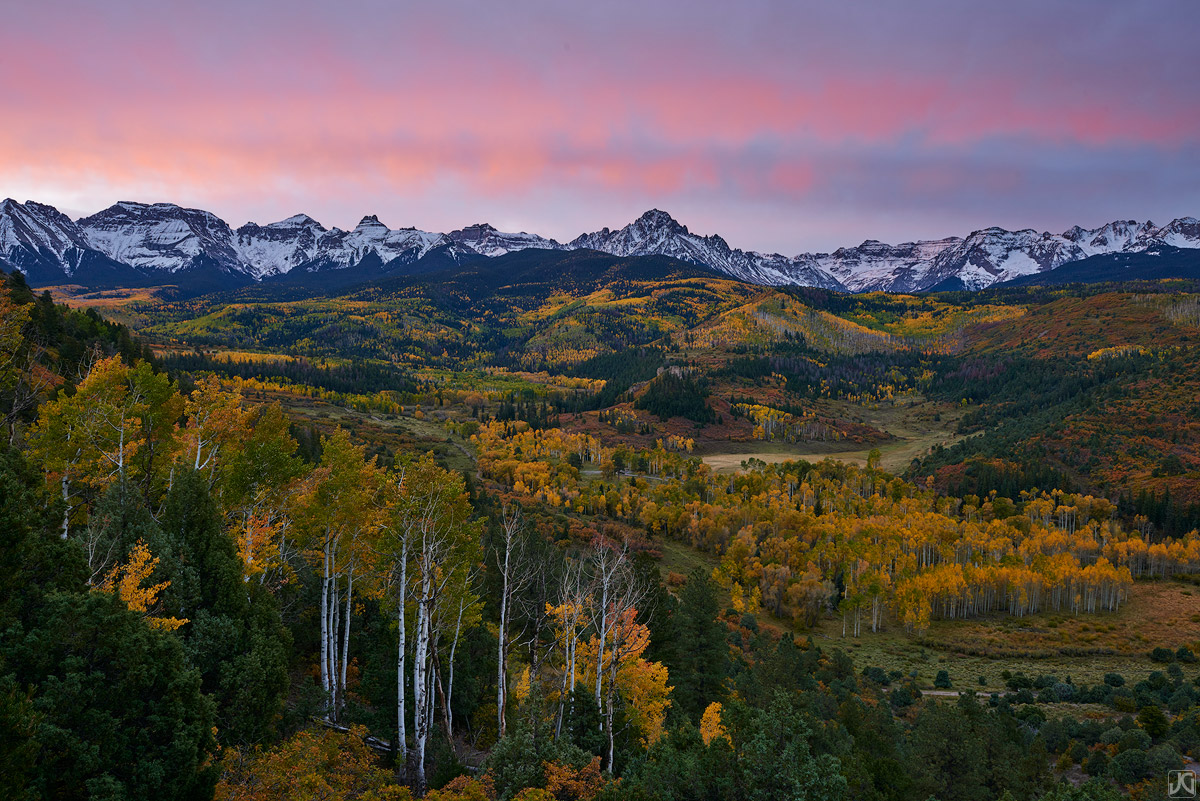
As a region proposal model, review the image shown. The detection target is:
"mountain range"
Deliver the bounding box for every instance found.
[2,197,1198,295]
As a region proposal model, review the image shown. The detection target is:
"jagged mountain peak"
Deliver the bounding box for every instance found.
[447,222,563,258]
[270,213,324,229]
[634,208,683,228]
[0,198,91,261]
[5,199,1199,294]
[353,214,388,231]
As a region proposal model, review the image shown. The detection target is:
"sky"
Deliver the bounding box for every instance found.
[2,0,1198,254]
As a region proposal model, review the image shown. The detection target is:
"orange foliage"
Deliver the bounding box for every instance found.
[216,725,410,801]
[97,539,188,632]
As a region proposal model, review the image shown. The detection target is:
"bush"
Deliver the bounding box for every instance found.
[1103,673,1125,688]
[1118,727,1152,753]
[1012,689,1036,705]
[1006,673,1033,691]
[1015,706,1047,727]
[934,670,952,689]
[1147,743,1184,775]
[1033,674,1058,690]
[1052,682,1076,702]
[1137,705,1169,739]
[1083,749,1109,777]
[862,667,890,686]
[1107,748,1149,785]
[1169,687,1194,714]
[1178,646,1198,663]
[1150,647,1175,663]
[1111,691,1137,713]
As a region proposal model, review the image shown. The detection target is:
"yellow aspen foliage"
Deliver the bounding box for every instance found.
[700,702,729,747]
[512,664,532,707]
[424,776,493,801]
[575,609,671,748]
[216,725,412,801]
[542,756,605,801]
[237,513,283,581]
[98,539,188,632]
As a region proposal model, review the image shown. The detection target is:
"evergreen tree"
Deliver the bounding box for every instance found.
[666,568,727,721]
[160,468,291,745]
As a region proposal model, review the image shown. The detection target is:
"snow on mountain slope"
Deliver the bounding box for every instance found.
[235,214,327,280]
[569,209,845,290]
[310,216,454,270]
[805,238,962,293]
[0,199,92,265]
[5,197,1199,293]
[447,223,563,258]
[805,217,1200,292]
[79,201,241,274]
[1146,217,1200,249]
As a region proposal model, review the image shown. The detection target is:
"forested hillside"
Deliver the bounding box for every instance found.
[7,267,1200,800]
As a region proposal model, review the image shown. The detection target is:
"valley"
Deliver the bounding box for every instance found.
[8,248,1200,800]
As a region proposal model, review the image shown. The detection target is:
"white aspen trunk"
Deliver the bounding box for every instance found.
[444,596,465,742]
[330,579,340,718]
[413,577,431,795]
[339,566,354,717]
[320,539,331,717]
[397,538,408,774]
[605,640,619,773]
[497,545,510,738]
[594,574,609,722]
[60,468,72,539]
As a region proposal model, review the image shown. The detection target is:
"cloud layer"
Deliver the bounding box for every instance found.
[2,0,1197,252]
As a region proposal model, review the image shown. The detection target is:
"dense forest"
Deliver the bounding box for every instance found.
[6,268,1200,800]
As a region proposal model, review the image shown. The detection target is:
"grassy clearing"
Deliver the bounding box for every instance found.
[44,284,170,328]
[805,580,1200,692]
[241,385,476,474]
[698,396,966,474]
[654,536,719,580]
[653,535,1200,693]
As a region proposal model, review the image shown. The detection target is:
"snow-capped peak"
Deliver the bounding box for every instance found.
[6,199,1199,293]
[569,209,844,290]
[447,223,564,258]
[79,201,241,275]
[269,213,325,230]
[0,199,90,261]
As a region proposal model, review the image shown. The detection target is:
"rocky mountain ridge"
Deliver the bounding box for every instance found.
[2,198,1197,293]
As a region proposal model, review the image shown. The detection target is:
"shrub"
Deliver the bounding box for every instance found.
[1147,743,1184,776]
[1107,748,1149,785]
[1149,647,1175,663]
[1137,705,1169,739]
[1052,683,1076,702]
[1005,673,1033,691]
[1118,727,1152,754]
[1178,646,1198,663]
[934,670,952,689]
[1103,673,1125,688]
[1083,750,1109,777]
[862,667,890,686]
